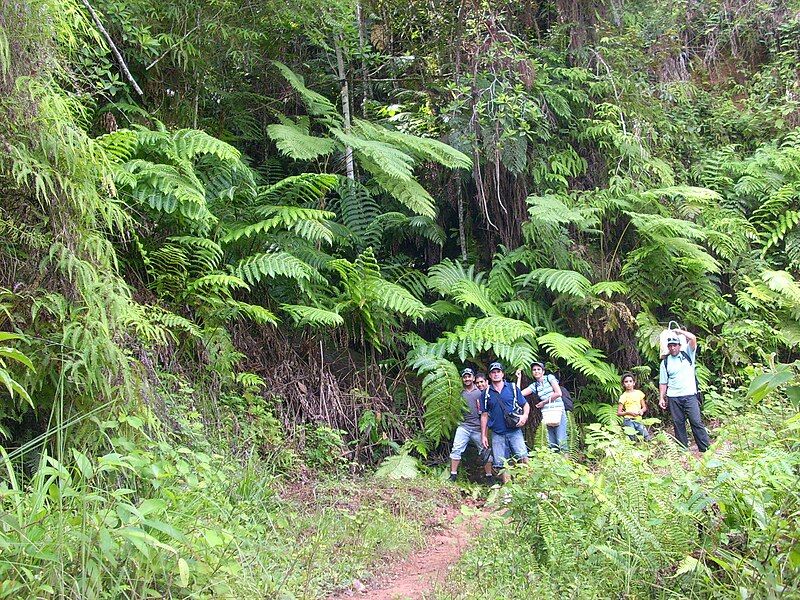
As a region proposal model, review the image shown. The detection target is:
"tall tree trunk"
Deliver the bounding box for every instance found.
[335,36,355,181]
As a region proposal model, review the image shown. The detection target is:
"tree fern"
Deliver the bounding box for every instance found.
[352,118,471,170]
[359,156,437,219]
[407,348,464,444]
[429,316,539,368]
[537,332,619,388]
[266,118,335,161]
[254,173,339,207]
[280,304,344,327]
[517,268,593,299]
[272,61,340,124]
[231,251,326,286]
[222,206,337,245]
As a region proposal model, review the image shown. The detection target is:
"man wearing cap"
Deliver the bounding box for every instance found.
[449,367,495,483]
[658,328,711,452]
[480,362,530,484]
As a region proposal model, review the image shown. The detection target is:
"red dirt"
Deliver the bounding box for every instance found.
[329,505,489,600]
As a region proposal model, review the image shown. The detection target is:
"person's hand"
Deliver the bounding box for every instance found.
[659,398,667,410]
[535,401,545,409]
[517,416,527,427]
[482,435,489,448]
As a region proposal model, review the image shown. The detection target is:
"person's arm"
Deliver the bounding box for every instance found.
[659,384,667,409]
[517,401,530,427]
[480,412,489,448]
[640,395,648,415]
[675,327,697,350]
[549,379,562,402]
[617,400,626,417]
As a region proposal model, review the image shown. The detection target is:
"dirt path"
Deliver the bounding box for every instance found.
[329,505,489,600]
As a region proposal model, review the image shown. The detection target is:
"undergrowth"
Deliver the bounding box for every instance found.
[437,404,800,599]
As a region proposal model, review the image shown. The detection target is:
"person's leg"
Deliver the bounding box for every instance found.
[507,429,529,464]
[556,411,568,453]
[449,426,470,479]
[468,429,495,478]
[632,420,650,441]
[668,396,689,449]
[546,423,558,450]
[685,394,711,452]
[491,432,510,483]
[623,418,637,441]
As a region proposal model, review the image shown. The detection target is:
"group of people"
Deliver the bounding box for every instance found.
[448,327,710,483]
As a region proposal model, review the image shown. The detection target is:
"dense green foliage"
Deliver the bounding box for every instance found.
[2,0,800,596]
[441,406,800,598]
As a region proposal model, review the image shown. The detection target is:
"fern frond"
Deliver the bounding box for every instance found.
[281,304,344,327]
[222,206,337,245]
[537,332,619,386]
[272,61,340,123]
[363,165,437,218]
[255,173,339,207]
[186,273,249,294]
[353,119,471,169]
[228,300,279,325]
[231,251,325,285]
[430,316,539,368]
[172,129,241,162]
[517,268,592,298]
[428,259,484,294]
[369,279,430,320]
[526,193,600,229]
[266,121,335,161]
[590,281,629,298]
[408,350,465,444]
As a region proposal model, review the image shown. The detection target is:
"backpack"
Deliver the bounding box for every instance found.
[662,351,703,404]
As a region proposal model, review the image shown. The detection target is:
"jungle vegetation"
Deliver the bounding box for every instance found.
[0,0,799,596]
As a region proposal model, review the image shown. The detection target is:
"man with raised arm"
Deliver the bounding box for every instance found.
[448,368,495,483]
[480,362,529,484]
[658,328,711,452]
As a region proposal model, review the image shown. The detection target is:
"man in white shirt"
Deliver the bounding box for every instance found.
[658,328,711,452]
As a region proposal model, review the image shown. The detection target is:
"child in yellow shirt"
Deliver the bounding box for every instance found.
[617,372,651,441]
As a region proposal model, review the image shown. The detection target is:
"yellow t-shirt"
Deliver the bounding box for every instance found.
[618,390,645,421]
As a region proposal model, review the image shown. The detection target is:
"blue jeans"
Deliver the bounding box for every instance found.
[668,394,710,452]
[544,410,568,452]
[491,428,528,468]
[623,418,651,441]
[449,425,483,460]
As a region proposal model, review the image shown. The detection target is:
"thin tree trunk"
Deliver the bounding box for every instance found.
[356,1,371,116]
[335,36,355,181]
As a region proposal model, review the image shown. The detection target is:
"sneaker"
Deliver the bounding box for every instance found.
[448,473,457,482]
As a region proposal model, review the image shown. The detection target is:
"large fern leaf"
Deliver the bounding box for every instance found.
[231,251,326,286]
[266,119,335,161]
[408,350,465,444]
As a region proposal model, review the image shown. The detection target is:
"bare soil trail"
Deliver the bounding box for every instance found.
[329,503,489,600]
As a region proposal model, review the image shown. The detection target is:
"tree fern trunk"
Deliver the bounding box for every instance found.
[335,36,355,181]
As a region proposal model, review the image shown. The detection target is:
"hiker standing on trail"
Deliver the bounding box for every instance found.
[618,372,651,441]
[518,361,567,452]
[480,362,529,484]
[449,368,495,483]
[658,328,711,452]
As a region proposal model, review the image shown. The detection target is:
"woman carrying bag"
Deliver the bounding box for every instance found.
[518,361,567,453]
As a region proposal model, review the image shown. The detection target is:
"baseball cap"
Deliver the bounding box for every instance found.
[488,361,503,372]
[531,361,545,369]
[666,336,680,345]
[461,367,474,376]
